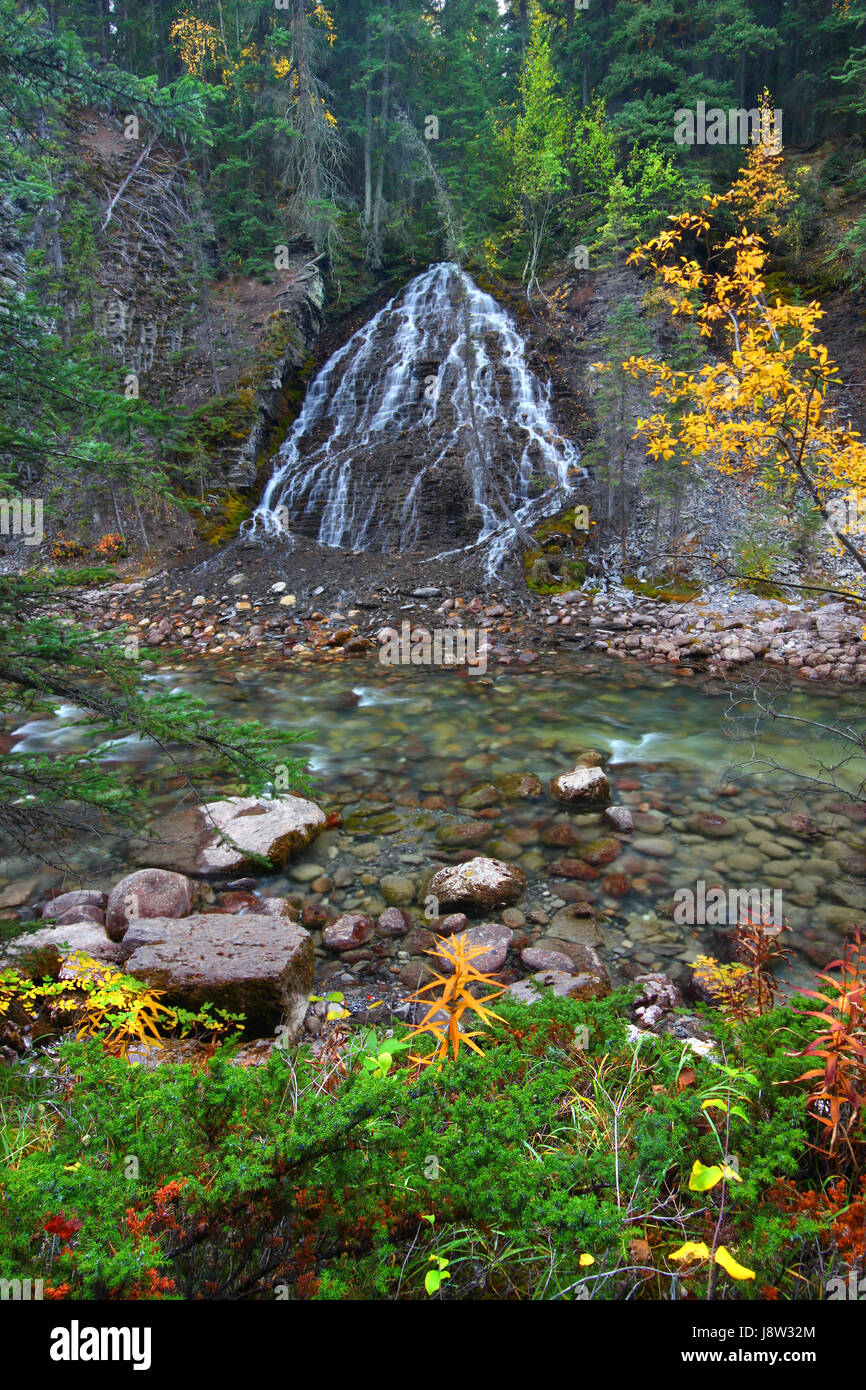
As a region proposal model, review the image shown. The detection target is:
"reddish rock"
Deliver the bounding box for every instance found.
[219,890,262,912]
[429,857,526,914]
[521,946,574,973]
[42,889,107,920]
[431,912,468,936]
[105,869,195,942]
[541,823,584,848]
[549,766,610,806]
[580,837,623,867]
[547,858,599,880]
[600,872,630,896]
[376,907,412,936]
[323,913,374,951]
[403,926,436,955]
[302,904,332,929]
[53,905,106,927]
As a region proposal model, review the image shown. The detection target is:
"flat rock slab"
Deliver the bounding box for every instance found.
[508,968,610,1004]
[121,913,314,1030]
[0,921,123,968]
[133,796,327,876]
[429,856,526,913]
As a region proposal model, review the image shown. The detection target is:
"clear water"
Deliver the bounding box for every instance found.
[6,652,866,993]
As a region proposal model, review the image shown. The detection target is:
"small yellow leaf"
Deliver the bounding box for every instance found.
[714,1246,755,1281]
[579,1253,595,1267]
[669,1242,710,1263]
[688,1160,724,1191]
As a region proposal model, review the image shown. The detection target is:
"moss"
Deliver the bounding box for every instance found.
[201,491,253,546]
[622,574,702,602]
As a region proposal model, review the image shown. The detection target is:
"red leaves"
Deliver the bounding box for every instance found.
[790,931,866,1161]
[42,1213,82,1241]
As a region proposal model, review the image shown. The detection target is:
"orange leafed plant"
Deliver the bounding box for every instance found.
[792,931,866,1164]
[407,935,506,1068]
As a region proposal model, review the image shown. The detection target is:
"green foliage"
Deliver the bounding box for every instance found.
[0,986,832,1301]
[0,569,311,849]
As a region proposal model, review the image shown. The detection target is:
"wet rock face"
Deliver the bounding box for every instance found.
[253,263,579,559]
[121,913,314,1032]
[429,856,527,913]
[549,765,611,806]
[604,805,634,833]
[105,869,195,942]
[136,795,327,876]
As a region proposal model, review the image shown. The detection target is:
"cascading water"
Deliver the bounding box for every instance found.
[251,262,582,572]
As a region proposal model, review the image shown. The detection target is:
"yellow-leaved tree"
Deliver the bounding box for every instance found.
[623,106,866,585]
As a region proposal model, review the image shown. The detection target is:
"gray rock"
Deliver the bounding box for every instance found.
[0,921,122,968]
[508,968,609,1003]
[632,836,677,857]
[604,805,634,833]
[135,795,327,876]
[549,766,610,806]
[122,913,313,1032]
[429,857,526,913]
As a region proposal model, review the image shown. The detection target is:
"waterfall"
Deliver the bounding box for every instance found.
[251,262,581,572]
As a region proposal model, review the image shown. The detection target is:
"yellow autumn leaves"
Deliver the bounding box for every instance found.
[623,123,866,509]
[670,1242,756,1282]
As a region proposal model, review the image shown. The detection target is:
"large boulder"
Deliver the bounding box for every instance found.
[429,856,526,914]
[105,869,195,942]
[135,796,327,876]
[120,913,314,1032]
[549,766,610,806]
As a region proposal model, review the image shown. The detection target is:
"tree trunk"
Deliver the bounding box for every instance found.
[370,0,391,268]
[363,20,373,231]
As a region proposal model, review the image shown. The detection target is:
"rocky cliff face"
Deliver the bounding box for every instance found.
[2,111,326,564]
